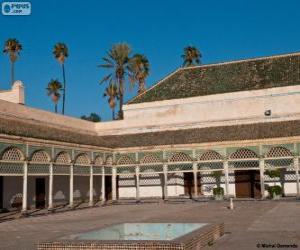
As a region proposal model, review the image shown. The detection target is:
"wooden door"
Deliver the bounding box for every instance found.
[184,172,193,198]
[235,170,261,198]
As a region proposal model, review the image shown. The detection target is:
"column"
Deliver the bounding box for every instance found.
[101,167,106,204]
[259,158,265,199]
[112,166,117,201]
[163,164,168,200]
[224,160,230,198]
[294,157,300,198]
[69,164,74,207]
[136,166,140,201]
[22,161,28,213]
[192,162,198,198]
[89,165,94,206]
[48,162,53,210]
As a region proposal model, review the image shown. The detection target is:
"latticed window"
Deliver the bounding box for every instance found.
[117,155,134,165]
[140,154,160,164]
[105,156,113,165]
[55,152,71,164]
[198,150,222,161]
[30,150,50,163]
[74,154,90,165]
[229,148,258,159]
[94,156,104,166]
[169,152,192,162]
[266,146,293,158]
[1,147,24,161]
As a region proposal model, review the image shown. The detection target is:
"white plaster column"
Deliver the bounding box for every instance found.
[48,162,53,210]
[112,166,117,201]
[224,160,230,198]
[136,166,140,201]
[294,157,300,198]
[163,164,168,200]
[69,164,74,207]
[192,162,198,198]
[101,167,106,204]
[22,161,28,213]
[259,158,265,199]
[89,165,94,206]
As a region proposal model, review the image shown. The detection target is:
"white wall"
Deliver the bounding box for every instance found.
[95,85,300,136]
[0,81,24,105]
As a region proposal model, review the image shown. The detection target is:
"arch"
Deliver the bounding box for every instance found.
[229,148,258,159]
[55,151,71,164]
[117,155,135,165]
[94,155,104,166]
[105,155,113,165]
[30,150,50,163]
[140,154,160,164]
[266,146,293,158]
[198,150,223,161]
[74,153,90,165]
[1,147,24,161]
[169,152,192,162]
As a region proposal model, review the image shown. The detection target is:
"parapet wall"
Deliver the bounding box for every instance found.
[0,81,25,104]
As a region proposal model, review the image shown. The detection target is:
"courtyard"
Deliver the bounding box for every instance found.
[0,200,299,249]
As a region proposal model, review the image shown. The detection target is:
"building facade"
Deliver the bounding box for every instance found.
[0,52,300,212]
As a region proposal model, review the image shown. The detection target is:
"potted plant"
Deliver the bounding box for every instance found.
[267,185,283,200]
[265,169,282,199]
[211,170,224,200]
[213,186,224,200]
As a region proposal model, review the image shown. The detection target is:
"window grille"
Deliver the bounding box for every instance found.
[105,156,113,165]
[55,152,71,164]
[1,147,24,161]
[198,150,222,161]
[169,152,192,162]
[94,156,104,166]
[229,148,258,159]
[74,154,90,166]
[117,155,135,165]
[266,146,293,158]
[30,150,50,163]
[140,154,160,164]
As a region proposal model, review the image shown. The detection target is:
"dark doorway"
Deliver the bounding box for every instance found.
[35,178,46,209]
[0,177,3,209]
[105,176,112,200]
[184,172,201,198]
[105,176,119,200]
[235,170,261,198]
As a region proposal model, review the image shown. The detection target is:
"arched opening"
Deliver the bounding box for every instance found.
[230,148,260,199]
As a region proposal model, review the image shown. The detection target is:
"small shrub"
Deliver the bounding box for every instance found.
[213,187,224,196]
[267,185,282,198]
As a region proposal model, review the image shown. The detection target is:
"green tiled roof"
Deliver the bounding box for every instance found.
[129,53,300,104]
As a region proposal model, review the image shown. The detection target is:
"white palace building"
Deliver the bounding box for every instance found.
[0,52,300,213]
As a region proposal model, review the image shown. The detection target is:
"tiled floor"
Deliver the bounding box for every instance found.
[0,199,299,249]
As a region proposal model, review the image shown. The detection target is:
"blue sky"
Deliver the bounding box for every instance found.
[0,0,299,121]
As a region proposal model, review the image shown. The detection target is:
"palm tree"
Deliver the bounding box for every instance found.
[181,46,201,67]
[99,43,131,119]
[53,43,68,114]
[46,79,62,113]
[103,83,118,120]
[128,54,150,94]
[3,38,22,85]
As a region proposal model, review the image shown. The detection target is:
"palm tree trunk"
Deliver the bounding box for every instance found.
[138,79,146,94]
[112,108,115,120]
[55,103,57,113]
[119,78,124,119]
[62,63,66,114]
[11,61,14,86]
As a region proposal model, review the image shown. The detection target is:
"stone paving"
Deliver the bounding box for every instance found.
[0,200,299,250]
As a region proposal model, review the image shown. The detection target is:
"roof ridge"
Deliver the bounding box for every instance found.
[180,51,300,70]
